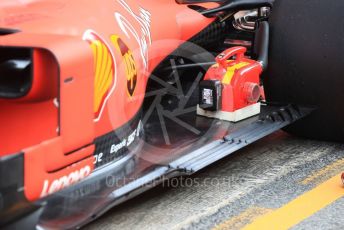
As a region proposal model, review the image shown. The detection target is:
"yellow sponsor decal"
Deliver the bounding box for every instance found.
[83,30,115,120]
[111,35,138,97]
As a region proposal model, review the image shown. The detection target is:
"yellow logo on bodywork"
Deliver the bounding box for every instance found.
[111,35,138,97]
[83,30,115,119]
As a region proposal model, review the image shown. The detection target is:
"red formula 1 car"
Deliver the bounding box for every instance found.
[0,0,343,229]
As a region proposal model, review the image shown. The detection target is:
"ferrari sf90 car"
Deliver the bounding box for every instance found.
[0,0,343,229]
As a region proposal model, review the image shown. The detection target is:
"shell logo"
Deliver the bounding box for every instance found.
[111,35,138,97]
[83,30,116,121]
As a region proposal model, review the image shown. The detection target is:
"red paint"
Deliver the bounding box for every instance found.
[0,0,216,201]
[204,46,264,112]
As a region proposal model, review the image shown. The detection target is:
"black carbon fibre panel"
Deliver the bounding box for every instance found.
[93,115,142,168]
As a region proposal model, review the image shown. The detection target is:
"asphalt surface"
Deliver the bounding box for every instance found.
[85,131,344,230]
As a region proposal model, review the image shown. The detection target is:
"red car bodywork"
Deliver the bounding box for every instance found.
[0,0,215,201]
[1,1,295,229]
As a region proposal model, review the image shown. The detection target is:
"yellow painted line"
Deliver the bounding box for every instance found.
[242,174,344,230]
[301,158,344,185]
[213,207,272,230]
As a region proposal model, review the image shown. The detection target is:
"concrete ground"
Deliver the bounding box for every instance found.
[86,131,344,230]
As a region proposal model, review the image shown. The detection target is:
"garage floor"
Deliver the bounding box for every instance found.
[85,131,344,230]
